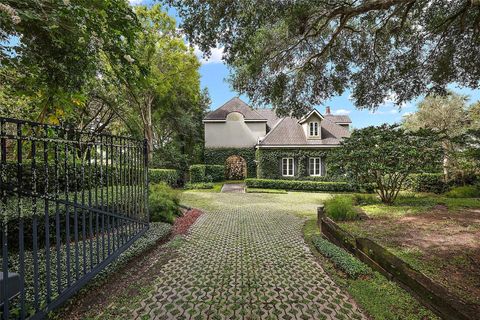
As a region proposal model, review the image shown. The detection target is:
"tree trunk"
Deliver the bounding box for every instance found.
[143,94,154,163]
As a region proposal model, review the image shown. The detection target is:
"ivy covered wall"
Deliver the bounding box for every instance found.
[204,148,257,178]
[256,148,338,179]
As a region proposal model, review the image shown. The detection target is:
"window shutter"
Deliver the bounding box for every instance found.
[321,158,326,176]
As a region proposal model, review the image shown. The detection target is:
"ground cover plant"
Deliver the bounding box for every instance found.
[312,236,370,279]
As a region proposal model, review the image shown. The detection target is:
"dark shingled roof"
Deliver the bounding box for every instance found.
[204,97,267,121]
[259,116,350,146]
[256,109,282,128]
[324,114,352,123]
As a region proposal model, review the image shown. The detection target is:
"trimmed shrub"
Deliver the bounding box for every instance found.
[149,183,181,224]
[245,178,356,192]
[444,185,480,198]
[149,169,181,187]
[312,236,370,279]
[189,164,225,183]
[404,173,446,194]
[324,196,358,221]
[184,182,214,190]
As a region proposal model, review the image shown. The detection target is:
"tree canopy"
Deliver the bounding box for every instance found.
[403,93,480,182]
[168,0,480,116]
[0,0,139,119]
[0,2,208,173]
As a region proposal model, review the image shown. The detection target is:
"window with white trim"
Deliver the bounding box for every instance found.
[309,157,322,176]
[282,158,294,176]
[309,122,319,137]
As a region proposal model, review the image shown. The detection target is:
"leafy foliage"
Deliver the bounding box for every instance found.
[445,185,480,198]
[312,236,370,279]
[256,148,336,179]
[184,182,215,190]
[329,124,441,204]
[149,183,181,223]
[403,93,477,181]
[324,196,358,221]
[1,0,139,117]
[204,148,256,178]
[149,169,181,187]
[167,0,480,115]
[189,164,225,183]
[245,178,356,192]
[403,173,447,194]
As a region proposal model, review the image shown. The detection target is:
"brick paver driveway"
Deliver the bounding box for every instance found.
[134,193,366,319]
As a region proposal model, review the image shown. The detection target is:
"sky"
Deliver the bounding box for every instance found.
[139,1,480,128]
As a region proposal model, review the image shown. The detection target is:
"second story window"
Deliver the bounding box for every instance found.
[309,122,319,137]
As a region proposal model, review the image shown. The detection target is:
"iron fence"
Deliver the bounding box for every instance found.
[0,118,149,319]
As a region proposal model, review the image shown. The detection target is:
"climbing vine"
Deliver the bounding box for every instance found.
[256,148,341,179]
[204,148,256,178]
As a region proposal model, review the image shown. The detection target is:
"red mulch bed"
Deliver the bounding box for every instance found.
[173,208,203,236]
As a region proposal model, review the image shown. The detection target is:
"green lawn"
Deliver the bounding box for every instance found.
[180,189,439,320]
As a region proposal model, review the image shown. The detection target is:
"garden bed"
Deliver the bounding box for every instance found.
[338,195,480,312]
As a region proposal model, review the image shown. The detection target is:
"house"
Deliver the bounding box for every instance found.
[203,97,351,179]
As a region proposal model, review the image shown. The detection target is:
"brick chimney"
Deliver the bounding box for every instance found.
[325,106,331,115]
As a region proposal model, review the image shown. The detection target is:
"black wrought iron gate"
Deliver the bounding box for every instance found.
[0,118,149,319]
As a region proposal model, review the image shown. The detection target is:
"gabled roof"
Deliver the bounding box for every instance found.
[258,113,350,147]
[298,109,324,124]
[204,97,267,121]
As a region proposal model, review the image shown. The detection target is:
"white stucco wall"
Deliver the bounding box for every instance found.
[204,112,267,148]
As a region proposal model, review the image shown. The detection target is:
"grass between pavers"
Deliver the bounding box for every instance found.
[304,220,438,320]
[181,190,439,319]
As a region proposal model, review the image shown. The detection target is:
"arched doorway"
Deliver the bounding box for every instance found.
[225,155,247,180]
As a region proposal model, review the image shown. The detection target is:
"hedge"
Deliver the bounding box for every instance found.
[149,169,181,187]
[189,164,225,183]
[245,178,356,192]
[204,148,256,178]
[404,173,446,194]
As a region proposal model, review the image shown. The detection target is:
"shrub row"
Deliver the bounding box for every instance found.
[312,235,371,279]
[245,178,356,192]
[404,173,446,194]
[189,164,225,183]
[149,169,181,187]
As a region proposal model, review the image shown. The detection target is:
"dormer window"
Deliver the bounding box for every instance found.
[309,122,319,137]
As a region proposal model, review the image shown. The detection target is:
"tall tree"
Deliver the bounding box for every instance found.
[403,93,471,179]
[167,0,480,116]
[0,0,139,122]
[116,5,206,164]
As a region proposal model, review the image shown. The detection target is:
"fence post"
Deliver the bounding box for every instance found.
[144,139,149,225]
[317,205,325,229]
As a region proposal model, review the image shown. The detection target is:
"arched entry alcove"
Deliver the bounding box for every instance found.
[225,155,247,180]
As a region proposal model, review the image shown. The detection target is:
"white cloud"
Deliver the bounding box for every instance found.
[333,109,351,115]
[194,45,224,64]
[402,111,413,117]
[128,0,143,5]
